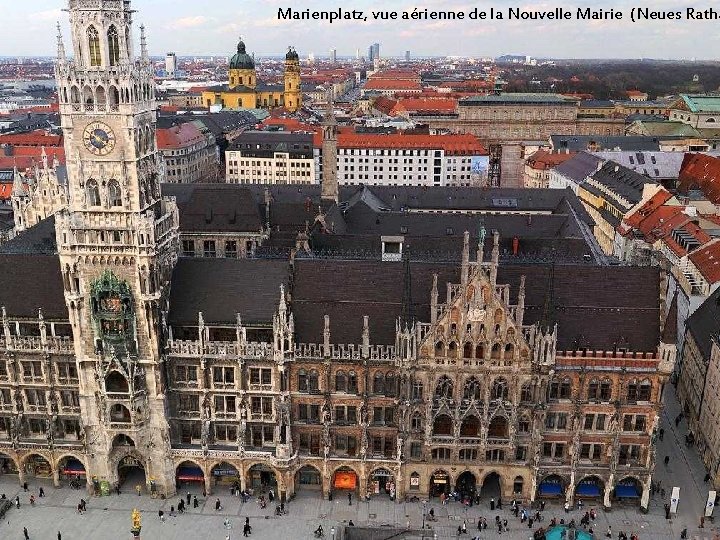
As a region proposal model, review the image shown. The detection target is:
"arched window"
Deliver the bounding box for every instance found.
[432,414,453,436]
[373,372,385,394]
[460,415,480,437]
[708,118,716,123]
[475,343,485,359]
[347,371,358,393]
[435,341,445,356]
[385,373,396,396]
[463,342,473,358]
[107,26,120,66]
[588,379,599,400]
[520,383,532,402]
[548,377,572,400]
[518,415,530,433]
[108,85,120,106]
[504,344,514,360]
[463,377,481,400]
[411,412,423,431]
[434,376,453,399]
[448,341,458,358]
[308,370,319,392]
[70,86,81,104]
[335,370,346,392]
[86,179,100,206]
[297,369,308,392]
[491,377,508,400]
[411,380,423,400]
[87,26,101,67]
[108,180,122,207]
[491,343,501,359]
[488,416,509,438]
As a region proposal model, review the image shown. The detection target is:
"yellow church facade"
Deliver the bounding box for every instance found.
[201,40,302,112]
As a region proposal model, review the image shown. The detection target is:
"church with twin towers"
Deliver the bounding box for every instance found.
[0,0,672,511]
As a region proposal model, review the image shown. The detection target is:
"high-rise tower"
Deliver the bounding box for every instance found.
[54,0,179,496]
[283,46,301,112]
[320,93,338,202]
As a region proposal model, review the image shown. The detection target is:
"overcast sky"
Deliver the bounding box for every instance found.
[3,0,719,60]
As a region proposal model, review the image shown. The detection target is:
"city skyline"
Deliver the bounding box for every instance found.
[3,0,720,60]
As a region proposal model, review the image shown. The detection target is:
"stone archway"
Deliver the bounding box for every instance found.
[455,471,477,500]
[22,453,52,479]
[480,471,502,499]
[614,476,642,503]
[247,463,278,492]
[57,455,87,487]
[429,469,451,497]
[332,465,359,494]
[175,460,205,493]
[116,454,146,493]
[575,475,604,499]
[210,461,241,492]
[294,465,322,493]
[0,452,19,475]
[368,467,396,498]
[538,474,566,498]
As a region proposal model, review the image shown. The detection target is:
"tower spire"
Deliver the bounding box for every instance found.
[320,88,339,203]
[12,163,26,197]
[56,22,66,61]
[140,24,149,63]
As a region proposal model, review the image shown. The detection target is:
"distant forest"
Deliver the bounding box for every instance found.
[501,62,720,100]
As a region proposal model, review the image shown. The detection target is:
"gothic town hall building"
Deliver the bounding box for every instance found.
[0,0,673,513]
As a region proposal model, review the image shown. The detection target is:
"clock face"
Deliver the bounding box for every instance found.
[83,122,116,156]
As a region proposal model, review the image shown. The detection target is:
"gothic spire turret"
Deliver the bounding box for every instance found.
[140,24,149,63]
[321,89,339,203]
[56,22,66,61]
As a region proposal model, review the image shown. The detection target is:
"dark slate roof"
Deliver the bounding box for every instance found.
[0,254,67,319]
[168,258,289,325]
[687,288,720,360]
[550,135,670,152]
[460,93,575,106]
[0,215,57,255]
[579,100,615,108]
[553,152,603,184]
[168,185,263,233]
[291,259,661,351]
[588,161,657,206]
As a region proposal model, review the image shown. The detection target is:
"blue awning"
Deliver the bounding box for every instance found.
[539,482,563,495]
[615,485,640,498]
[63,459,86,475]
[576,483,601,497]
[177,466,204,481]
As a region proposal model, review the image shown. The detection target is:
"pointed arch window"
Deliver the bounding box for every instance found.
[107,26,120,66]
[87,26,101,67]
[108,180,122,207]
[86,179,100,207]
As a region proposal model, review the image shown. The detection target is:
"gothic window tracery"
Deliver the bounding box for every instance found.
[504,343,515,360]
[448,341,458,358]
[491,377,509,400]
[411,380,423,400]
[373,372,385,394]
[435,341,445,356]
[463,341,473,358]
[411,412,423,431]
[520,383,533,402]
[335,370,346,392]
[434,376,453,399]
[488,415,509,438]
[475,343,485,359]
[463,377,481,400]
[548,377,572,400]
[86,179,100,206]
[107,26,120,66]
[87,26,101,67]
[432,414,453,436]
[490,343,501,359]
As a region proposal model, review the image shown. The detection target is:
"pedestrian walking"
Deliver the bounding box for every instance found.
[170,505,175,516]
[700,516,705,528]
[23,482,28,492]
[664,455,670,466]
[23,527,29,540]
[135,484,141,496]
[490,497,495,510]
[29,495,35,506]
[606,526,612,538]
[705,473,711,482]
[38,487,44,498]
[57,532,61,540]
[659,428,665,440]
[186,491,191,505]
[215,498,222,511]
[269,489,274,503]
[243,523,250,537]
[158,510,165,522]
[664,503,670,519]
[348,492,352,506]
[193,495,199,508]
[14,495,19,508]
[564,501,569,513]
[540,500,546,511]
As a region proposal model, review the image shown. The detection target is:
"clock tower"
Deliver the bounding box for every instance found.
[54,0,179,495]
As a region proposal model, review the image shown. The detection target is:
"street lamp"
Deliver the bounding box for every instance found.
[330,526,336,540]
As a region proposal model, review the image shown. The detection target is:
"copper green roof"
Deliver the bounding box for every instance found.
[459,93,575,105]
[679,94,720,113]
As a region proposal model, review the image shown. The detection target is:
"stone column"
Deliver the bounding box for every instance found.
[52,467,60,488]
[603,474,613,511]
[204,473,212,496]
[17,468,26,486]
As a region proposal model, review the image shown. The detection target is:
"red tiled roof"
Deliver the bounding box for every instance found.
[337,133,486,154]
[156,123,206,150]
[369,70,419,81]
[0,130,62,147]
[391,98,457,115]
[689,239,720,284]
[525,149,576,171]
[364,79,421,91]
[624,189,675,229]
[12,146,66,163]
[372,96,397,115]
[678,153,720,204]
[626,90,647,97]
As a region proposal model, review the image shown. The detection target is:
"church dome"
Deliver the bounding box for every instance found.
[229,38,255,70]
[285,46,299,62]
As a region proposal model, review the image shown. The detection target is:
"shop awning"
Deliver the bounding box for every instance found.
[62,459,86,476]
[539,482,563,495]
[212,468,239,477]
[334,471,357,490]
[576,483,601,497]
[615,485,640,498]
[177,466,204,481]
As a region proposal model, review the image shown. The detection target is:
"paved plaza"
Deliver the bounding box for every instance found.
[0,385,718,540]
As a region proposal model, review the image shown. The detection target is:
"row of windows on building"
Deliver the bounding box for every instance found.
[181,239,255,258]
[0,417,81,440]
[339,149,443,157]
[0,361,78,383]
[0,387,80,408]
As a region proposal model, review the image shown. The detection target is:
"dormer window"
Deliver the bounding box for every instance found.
[381,235,404,262]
